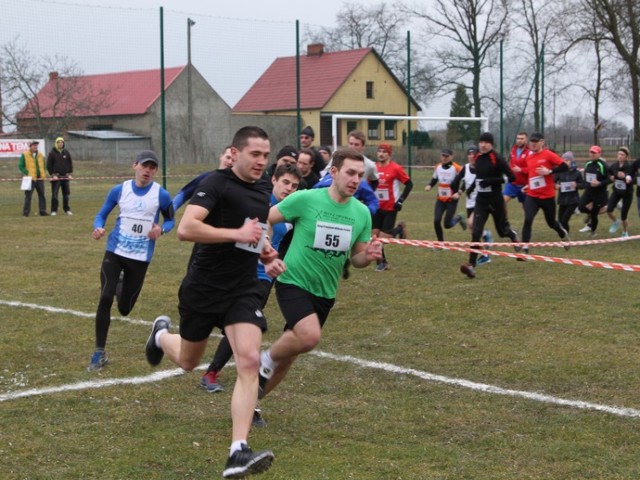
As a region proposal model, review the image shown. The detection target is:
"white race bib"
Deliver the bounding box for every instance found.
[529,176,546,190]
[475,179,491,193]
[438,186,452,198]
[586,173,597,183]
[235,218,268,253]
[560,182,575,193]
[375,189,389,201]
[120,216,153,237]
[614,179,627,190]
[313,221,352,252]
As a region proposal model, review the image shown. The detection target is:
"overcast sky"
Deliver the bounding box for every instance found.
[4,0,629,130]
[2,0,455,121]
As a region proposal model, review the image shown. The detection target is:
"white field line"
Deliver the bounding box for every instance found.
[1,299,639,418]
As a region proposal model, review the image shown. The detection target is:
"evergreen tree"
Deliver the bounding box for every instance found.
[446,84,479,149]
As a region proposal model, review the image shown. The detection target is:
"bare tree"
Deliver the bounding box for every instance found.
[1,38,112,136]
[562,0,640,140]
[511,0,570,131]
[304,2,435,103]
[403,0,510,119]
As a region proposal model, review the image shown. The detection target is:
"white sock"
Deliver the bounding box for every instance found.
[230,440,247,456]
[154,328,168,348]
[260,350,277,378]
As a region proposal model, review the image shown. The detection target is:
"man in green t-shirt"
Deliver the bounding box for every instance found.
[258,148,383,399]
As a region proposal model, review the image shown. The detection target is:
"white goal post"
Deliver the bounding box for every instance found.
[330,114,489,151]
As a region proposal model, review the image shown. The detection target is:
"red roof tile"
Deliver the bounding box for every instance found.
[18,66,184,119]
[233,48,372,112]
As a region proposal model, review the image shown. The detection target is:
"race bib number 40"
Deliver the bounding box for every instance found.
[314,221,352,252]
[121,216,153,237]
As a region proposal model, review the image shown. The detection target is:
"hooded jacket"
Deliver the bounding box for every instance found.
[46,137,73,176]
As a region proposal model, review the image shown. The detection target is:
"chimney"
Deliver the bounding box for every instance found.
[307,44,324,56]
[49,72,59,81]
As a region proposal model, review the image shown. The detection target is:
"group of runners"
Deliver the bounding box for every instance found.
[424,130,637,279]
[84,124,636,476]
[87,126,391,478]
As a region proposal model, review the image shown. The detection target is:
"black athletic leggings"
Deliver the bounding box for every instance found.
[522,196,565,243]
[433,199,459,241]
[557,203,578,232]
[607,191,633,221]
[579,191,608,232]
[469,195,516,266]
[94,251,149,349]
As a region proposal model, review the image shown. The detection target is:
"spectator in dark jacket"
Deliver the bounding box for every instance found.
[46,136,73,215]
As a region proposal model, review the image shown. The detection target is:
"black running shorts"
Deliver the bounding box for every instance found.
[275,281,335,330]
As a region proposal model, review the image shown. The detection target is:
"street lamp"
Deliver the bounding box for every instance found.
[187,18,195,145]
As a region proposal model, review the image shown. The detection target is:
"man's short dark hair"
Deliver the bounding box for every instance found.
[517,131,528,137]
[347,129,366,145]
[274,163,303,181]
[298,148,315,164]
[332,148,364,170]
[232,126,269,150]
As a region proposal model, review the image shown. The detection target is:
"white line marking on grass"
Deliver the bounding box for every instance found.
[0,369,186,402]
[312,351,640,419]
[0,299,149,326]
[2,299,639,418]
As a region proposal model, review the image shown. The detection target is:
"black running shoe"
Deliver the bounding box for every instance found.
[258,369,269,400]
[223,445,274,478]
[511,230,522,252]
[457,214,467,231]
[145,315,170,366]
[252,408,267,428]
[560,227,571,251]
[396,221,407,239]
[460,263,476,279]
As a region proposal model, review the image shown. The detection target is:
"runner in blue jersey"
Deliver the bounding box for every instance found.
[87,150,174,371]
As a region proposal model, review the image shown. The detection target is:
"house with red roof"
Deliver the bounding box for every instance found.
[16,65,297,164]
[16,65,235,163]
[233,44,421,148]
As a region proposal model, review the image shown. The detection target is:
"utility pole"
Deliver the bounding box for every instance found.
[187,18,195,155]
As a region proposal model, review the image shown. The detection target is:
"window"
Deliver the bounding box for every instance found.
[368,120,380,140]
[366,81,374,99]
[384,120,397,140]
[346,121,357,134]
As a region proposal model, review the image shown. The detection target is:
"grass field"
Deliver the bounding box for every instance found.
[1,160,639,479]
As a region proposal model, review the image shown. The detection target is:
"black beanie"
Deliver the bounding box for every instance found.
[479,132,494,144]
[301,126,315,138]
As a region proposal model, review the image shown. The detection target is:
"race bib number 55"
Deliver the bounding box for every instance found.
[314,221,352,252]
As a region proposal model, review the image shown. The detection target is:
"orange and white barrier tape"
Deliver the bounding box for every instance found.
[379,236,640,272]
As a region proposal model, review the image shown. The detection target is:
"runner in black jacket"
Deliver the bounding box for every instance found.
[460,132,520,279]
